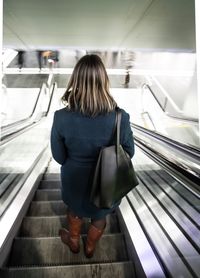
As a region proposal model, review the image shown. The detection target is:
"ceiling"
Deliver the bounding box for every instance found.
[3,0,196,51]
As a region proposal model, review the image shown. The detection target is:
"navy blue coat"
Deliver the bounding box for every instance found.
[50,107,135,220]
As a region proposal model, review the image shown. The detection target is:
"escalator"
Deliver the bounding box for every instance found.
[141,83,199,148]
[0,79,57,216]
[1,78,56,144]
[127,148,200,277]
[4,74,48,88]
[0,159,135,278]
[121,124,200,277]
[0,105,199,277]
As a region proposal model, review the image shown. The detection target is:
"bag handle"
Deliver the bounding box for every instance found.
[116,108,122,167]
[116,108,122,148]
[109,107,121,147]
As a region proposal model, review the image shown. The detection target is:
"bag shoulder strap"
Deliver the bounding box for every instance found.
[109,107,122,146]
[116,108,122,147]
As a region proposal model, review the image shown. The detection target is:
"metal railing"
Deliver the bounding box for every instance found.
[131,123,200,193]
[0,80,57,144]
[141,83,198,123]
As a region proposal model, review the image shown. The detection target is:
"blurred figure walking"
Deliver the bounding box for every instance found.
[37,50,43,70]
[42,50,51,67]
[18,51,25,70]
[124,66,130,88]
[122,50,135,88]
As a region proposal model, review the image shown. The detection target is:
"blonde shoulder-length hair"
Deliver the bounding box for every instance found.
[61,54,117,117]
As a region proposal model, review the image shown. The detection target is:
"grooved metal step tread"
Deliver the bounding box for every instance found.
[45,169,60,174]
[43,173,61,180]
[27,201,67,216]
[20,214,120,237]
[39,180,61,189]
[9,234,127,266]
[0,261,135,278]
[34,189,61,201]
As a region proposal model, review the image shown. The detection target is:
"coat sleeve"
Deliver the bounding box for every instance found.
[121,113,135,158]
[50,111,67,165]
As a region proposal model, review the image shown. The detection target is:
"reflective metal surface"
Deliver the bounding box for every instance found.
[0,118,50,216]
[126,147,200,277]
[119,198,166,278]
[133,124,200,193]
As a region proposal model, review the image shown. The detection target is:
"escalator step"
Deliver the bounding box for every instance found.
[27,201,67,216]
[20,214,120,237]
[0,261,135,278]
[34,189,61,201]
[45,170,60,175]
[43,173,60,180]
[9,234,127,266]
[39,180,61,189]
[45,165,60,171]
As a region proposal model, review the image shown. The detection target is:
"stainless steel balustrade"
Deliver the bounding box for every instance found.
[119,138,200,277]
[1,81,56,144]
[132,123,200,193]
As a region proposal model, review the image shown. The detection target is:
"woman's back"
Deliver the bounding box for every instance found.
[50,54,135,257]
[51,107,134,165]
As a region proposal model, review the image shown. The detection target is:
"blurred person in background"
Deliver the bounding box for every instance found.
[122,50,135,88]
[37,50,43,70]
[18,50,25,70]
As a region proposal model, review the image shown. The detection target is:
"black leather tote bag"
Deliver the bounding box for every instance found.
[90,108,139,209]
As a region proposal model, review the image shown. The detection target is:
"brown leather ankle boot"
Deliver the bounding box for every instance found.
[85,224,106,258]
[59,213,83,253]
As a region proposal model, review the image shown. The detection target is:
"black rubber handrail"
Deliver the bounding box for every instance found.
[0,145,49,217]
[135,138,200,196]
[131,123,200,158]
[131,123,200,193]
[141,111,156,130]
[0,121,42,146]
[45,82,56,116]
[30,82,45,117]
[164,113,198,123]
[2,82,44,131]
[142,83,198,123]
[0,82,57,145]
[1,78,57,144]
[142,83,165,112]
[2,117,30,130]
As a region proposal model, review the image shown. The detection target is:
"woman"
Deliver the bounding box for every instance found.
[50,54,134,258]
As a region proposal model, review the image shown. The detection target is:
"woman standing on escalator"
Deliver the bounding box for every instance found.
[50,54,134,258]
